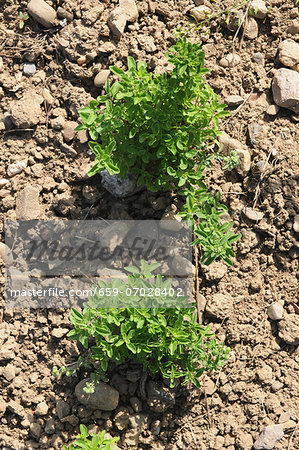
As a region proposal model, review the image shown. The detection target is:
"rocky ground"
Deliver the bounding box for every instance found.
[0,0,299,449]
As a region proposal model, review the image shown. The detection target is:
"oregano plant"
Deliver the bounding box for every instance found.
[76,37,240,265]
[59,262,230,389]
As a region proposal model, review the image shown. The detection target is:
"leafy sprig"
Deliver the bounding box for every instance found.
[62,424,119,450]
[66,262,230,389]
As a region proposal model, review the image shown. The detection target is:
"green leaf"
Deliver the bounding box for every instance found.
[110,65,125,77]
[127,56,136,71]
[69,308,83,325]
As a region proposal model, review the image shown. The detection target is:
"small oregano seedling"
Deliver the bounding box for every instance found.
[58,262,230,390]
[62,424,119,450]
[76,37,240,266]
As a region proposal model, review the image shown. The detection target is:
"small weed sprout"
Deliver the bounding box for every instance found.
[18,11,29,29]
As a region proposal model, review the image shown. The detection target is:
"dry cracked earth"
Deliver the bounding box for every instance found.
[0,0,298,449]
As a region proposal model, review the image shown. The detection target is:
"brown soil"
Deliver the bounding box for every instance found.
[0,0,298,449]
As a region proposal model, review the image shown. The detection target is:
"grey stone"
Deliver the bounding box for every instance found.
[287,20,299,35]
[7,400,25,418]
[278,314,299,345]
[30,422,42,439]
[62,121,77,142]
[243,207,264,222]
[272,68,299,113]
[253,425,283,449]
[119,0,138,22]
[75,379,119,410]
[23,63,36,76]
[56,400,70,420]
[2,364,16,381]
[224,95,244,106]
[235,148,251,177]
[219,53,241,67]
[171,255,195,277]
[151,420,161,435]
[249,0,268,19]
[267,303,284,321]
[278,39,299,68]
[35,401,48,416]
[28,0,57,28]
[206,292,233,319]
[190,6,211,21]
[266,104,280,116]
[57,7,73,22]
[244,17,259,40]
[219,131,243,153]
[108,7,127,38]
[94,70,110,88]
[252,52,265,65]
[100,170,141,198]
[146,381,175,413]
[248,122,263,146]
[44,418,55,434]
[16,185,41,220]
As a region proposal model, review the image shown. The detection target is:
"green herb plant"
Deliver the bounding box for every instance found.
[58,261,230,390]
[62,424,119,450]
[76,38,240,265]
[18,11,29,29]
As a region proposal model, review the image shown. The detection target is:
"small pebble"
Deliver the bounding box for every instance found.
[0,179,9,186]
[253,425,283,450]
[94,70,110,88]
[267,303,284,321]
[252,52,265,66]
[293,214,299,233]
[77,56,87,66]
[224,95,244,106]
[278,412,290,423]
[7,160,27,177]
[219,53,241,67]
[266,104,280,116]
[243,207,264,222]
[190,6,211,21]
[23,63,36,76]
[271,380,283,392]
